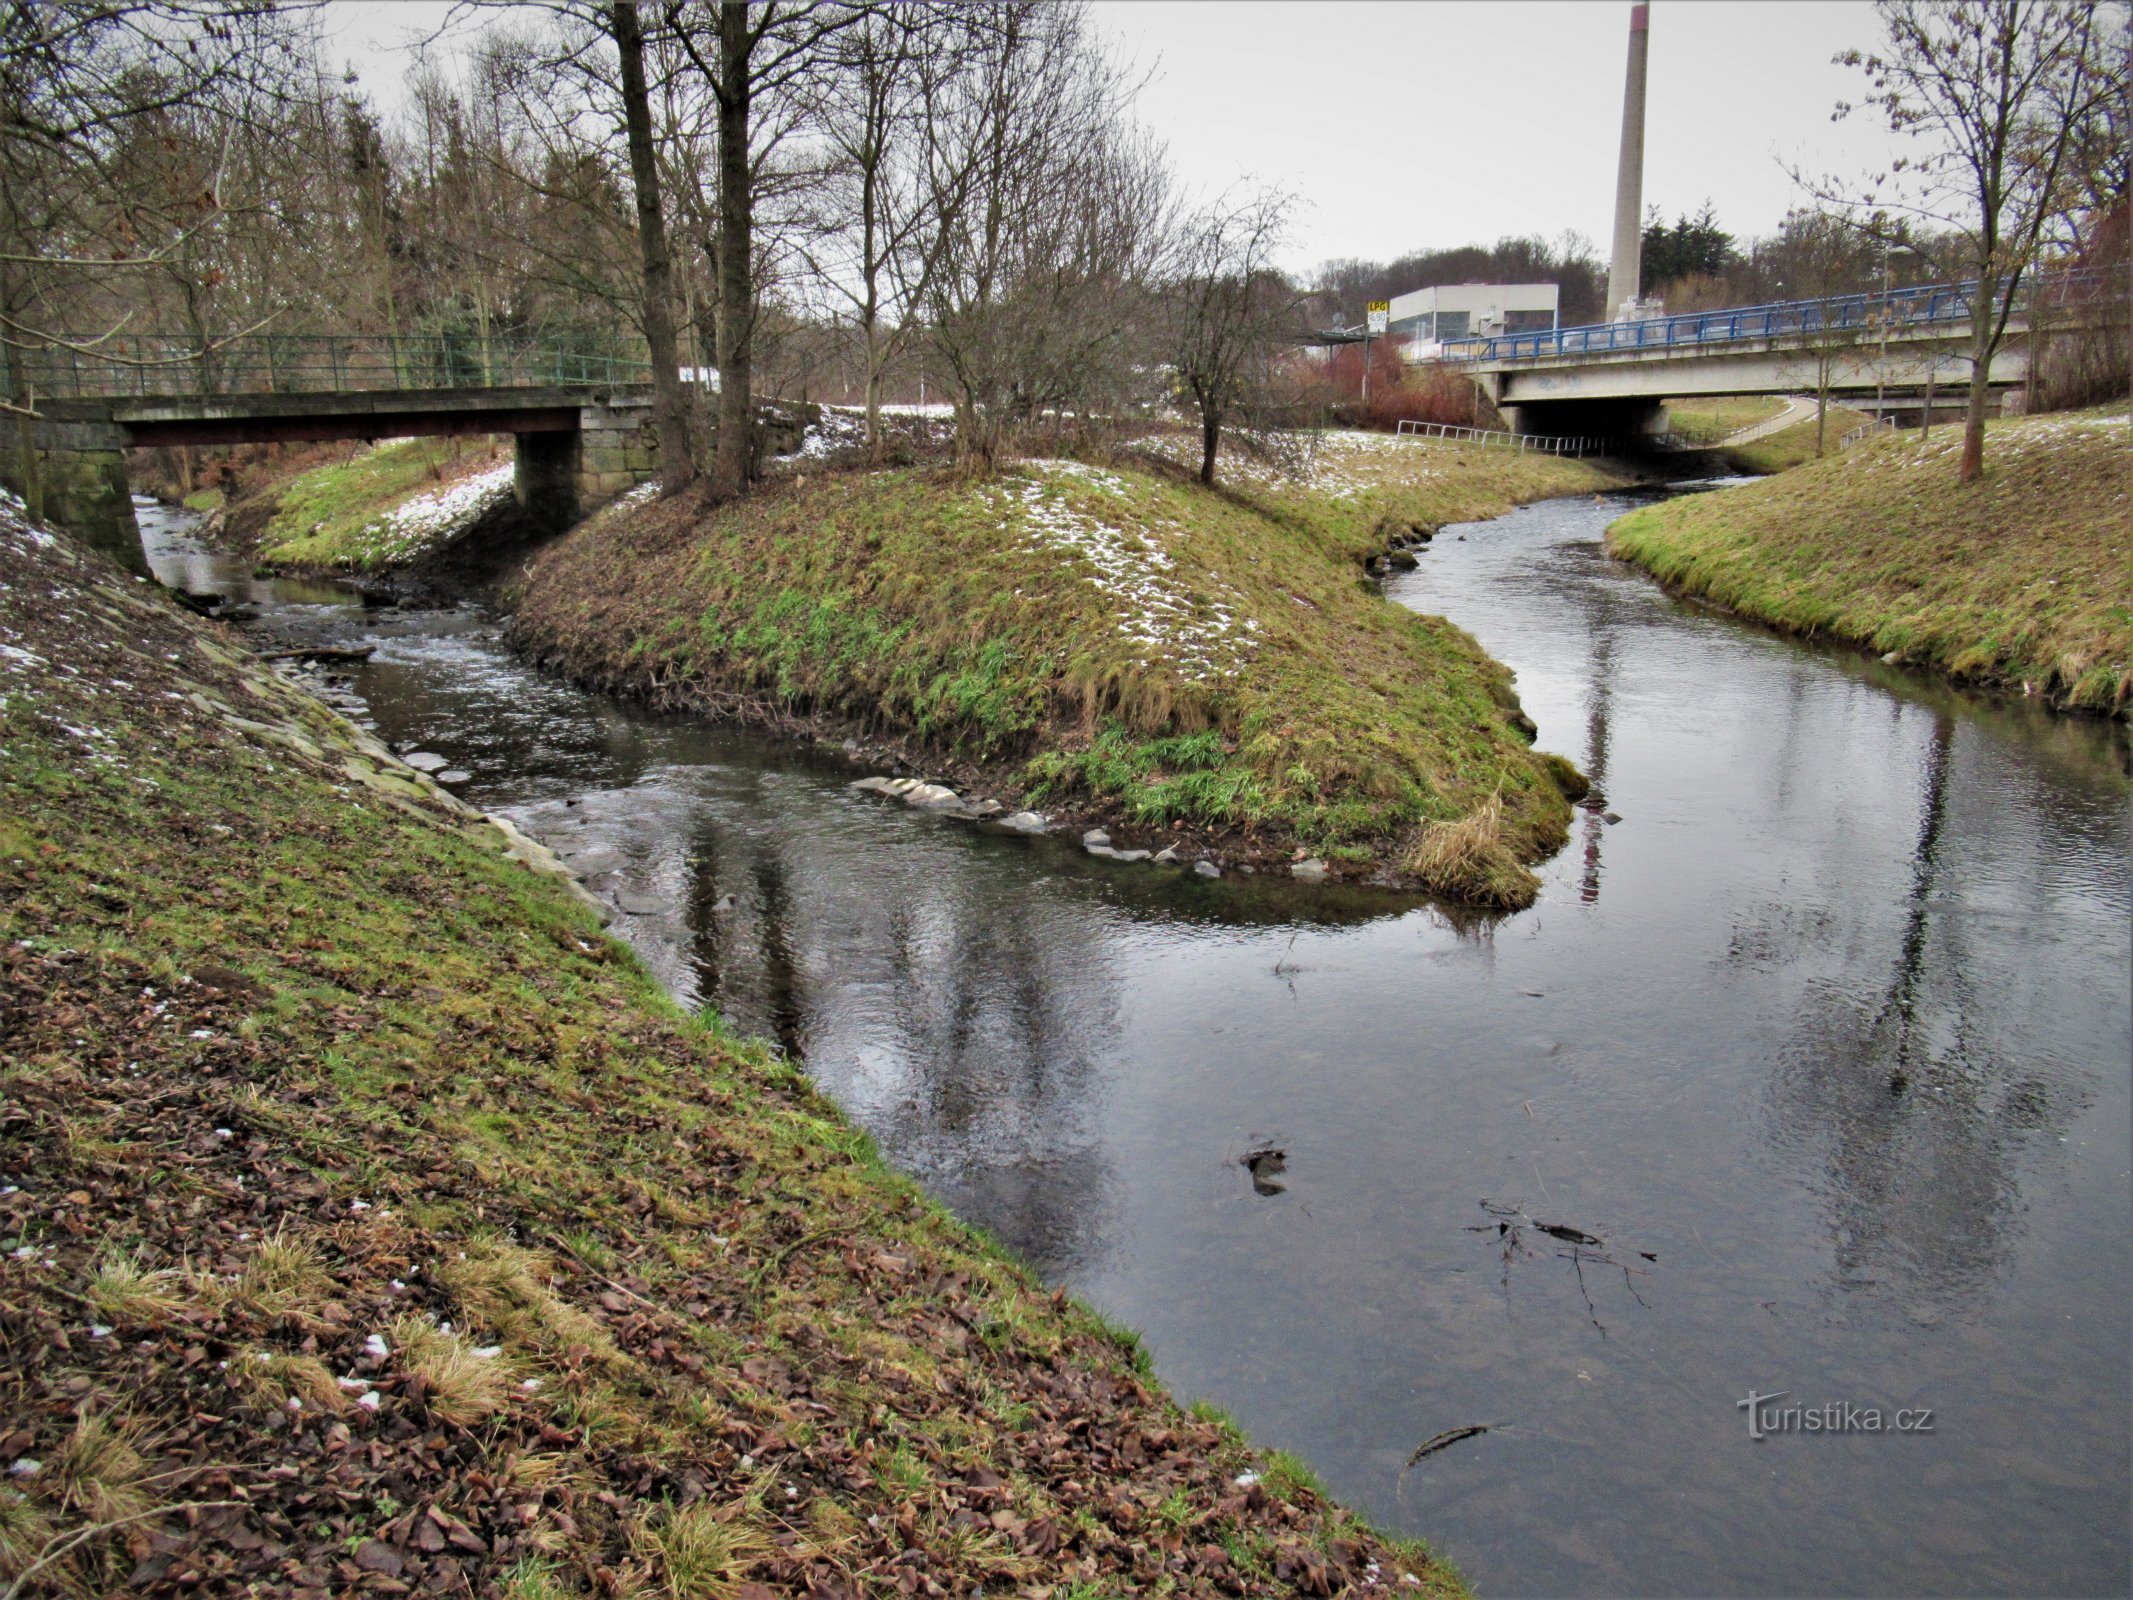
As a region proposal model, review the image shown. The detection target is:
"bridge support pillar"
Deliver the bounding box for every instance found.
[576,401,659,503]
[513,430,582,531]
[512,401,660,531]
[3,418,143,575]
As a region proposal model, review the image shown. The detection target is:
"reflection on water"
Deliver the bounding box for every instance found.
[138,490,2131,1597]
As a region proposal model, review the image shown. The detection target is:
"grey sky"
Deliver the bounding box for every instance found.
[324,1,1904,273]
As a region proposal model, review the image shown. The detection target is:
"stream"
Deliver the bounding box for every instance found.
[138,487,2131,1598]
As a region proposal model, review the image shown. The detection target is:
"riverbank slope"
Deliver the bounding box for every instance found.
[1607,406,2132,714]
[0,496,1464,1597]
[233,436,520,571]
[509,434,1622,906]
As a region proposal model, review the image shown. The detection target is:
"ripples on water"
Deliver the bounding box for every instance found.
[139,493,2131,1597]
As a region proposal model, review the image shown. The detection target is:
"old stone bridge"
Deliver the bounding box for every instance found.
[2,334,755,573]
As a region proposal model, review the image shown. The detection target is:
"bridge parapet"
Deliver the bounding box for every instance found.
[13,332,650,402]
[1438,265,2121,371]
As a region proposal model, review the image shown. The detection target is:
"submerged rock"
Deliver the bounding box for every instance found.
[1290,858,1329,881]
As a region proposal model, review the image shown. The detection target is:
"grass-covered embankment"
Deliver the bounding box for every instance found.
[1608,406,2133,713]
[1664,396,1787,446]
[0,497,1467,1596]
[509,432,1622,905]
[1720,403,1871,475]
[238,435,518,571]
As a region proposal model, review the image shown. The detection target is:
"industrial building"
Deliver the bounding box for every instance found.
[1388,283,1560,349]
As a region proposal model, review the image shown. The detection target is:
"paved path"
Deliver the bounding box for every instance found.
[1719,395,1815,446]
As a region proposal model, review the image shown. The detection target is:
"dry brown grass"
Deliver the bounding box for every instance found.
[436,1240,623,1368]
[198,1227,333,1323]
[387,1314,516,1424]
[232,1350,351,1417]
[85,1248,183,1328]
[631,1500,774,1600]
[1402,791,1540,908]
[47,1413,152,1524]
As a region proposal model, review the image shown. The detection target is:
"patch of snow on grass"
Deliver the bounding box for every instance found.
[1134,427,1435,498]
[989,464,1256,685]
[788,407,870,459]
[354,461,516,562]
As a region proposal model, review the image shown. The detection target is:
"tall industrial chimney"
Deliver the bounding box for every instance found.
[1607,3,1650,321]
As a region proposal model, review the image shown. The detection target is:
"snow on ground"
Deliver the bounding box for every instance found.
[350,460,516,562]
[1135,427,1435,498]
[991,460,1261,685]
[1851,408,2130,475]
[786,407,870,459]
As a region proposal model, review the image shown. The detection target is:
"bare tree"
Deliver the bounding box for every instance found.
[1825,0,2125,479]
[605,1,694,488]
[921,1,1161,470]
[1162,186,1296,485]
[799,3,970,459]
[666,1,867,499]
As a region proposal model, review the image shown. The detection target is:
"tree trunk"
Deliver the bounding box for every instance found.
[1957,270,1999,483]
[611,0,696,492]
[712,0,755,500]
[864,327,886,467]
[1199,413,1219,485]
[2,260,43,522]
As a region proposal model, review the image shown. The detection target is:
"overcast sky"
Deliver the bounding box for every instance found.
[324,1,1902,272]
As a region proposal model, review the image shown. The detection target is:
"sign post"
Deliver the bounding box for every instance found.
[1363,301,1390,403]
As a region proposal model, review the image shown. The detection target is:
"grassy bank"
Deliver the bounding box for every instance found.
[239,436,518,571]
[510,432,1622,905]
[1607,406,2132,714]
[1664,396,1787,446]
[0,495,1467,1597]
[1722,404,1871,474]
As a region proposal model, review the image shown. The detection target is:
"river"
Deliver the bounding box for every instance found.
[138,487,2131,1598]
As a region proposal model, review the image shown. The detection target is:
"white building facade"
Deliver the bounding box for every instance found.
[1388,283,1559,349]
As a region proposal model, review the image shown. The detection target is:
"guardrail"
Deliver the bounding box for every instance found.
[1840,415,1900,450]
[1393,418,1685,456]
[1434,264,2125,367]
[11,332,653,400]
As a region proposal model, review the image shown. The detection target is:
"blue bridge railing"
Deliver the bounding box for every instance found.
[1436,265,2122,366]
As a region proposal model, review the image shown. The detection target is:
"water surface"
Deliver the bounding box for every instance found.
[140,491,2131,1597]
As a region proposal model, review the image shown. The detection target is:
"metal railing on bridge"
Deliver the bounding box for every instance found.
[1434,265,2123,367]
[12,331,653,401]
[1393,418,1680,456]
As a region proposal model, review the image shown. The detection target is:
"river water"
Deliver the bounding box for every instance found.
[139,490,2131,1598]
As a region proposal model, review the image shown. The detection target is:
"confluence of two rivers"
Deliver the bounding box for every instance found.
[140,486,2131,1598]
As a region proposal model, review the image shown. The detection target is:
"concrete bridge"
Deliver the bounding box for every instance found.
[1441,268,2118,441]
[3,334,668,572]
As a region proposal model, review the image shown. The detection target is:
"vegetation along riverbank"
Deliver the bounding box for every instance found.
[506,428,1625,907]
[1606,406,2132,715]
[230,437,521,573]
[0,492,1469,1597]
